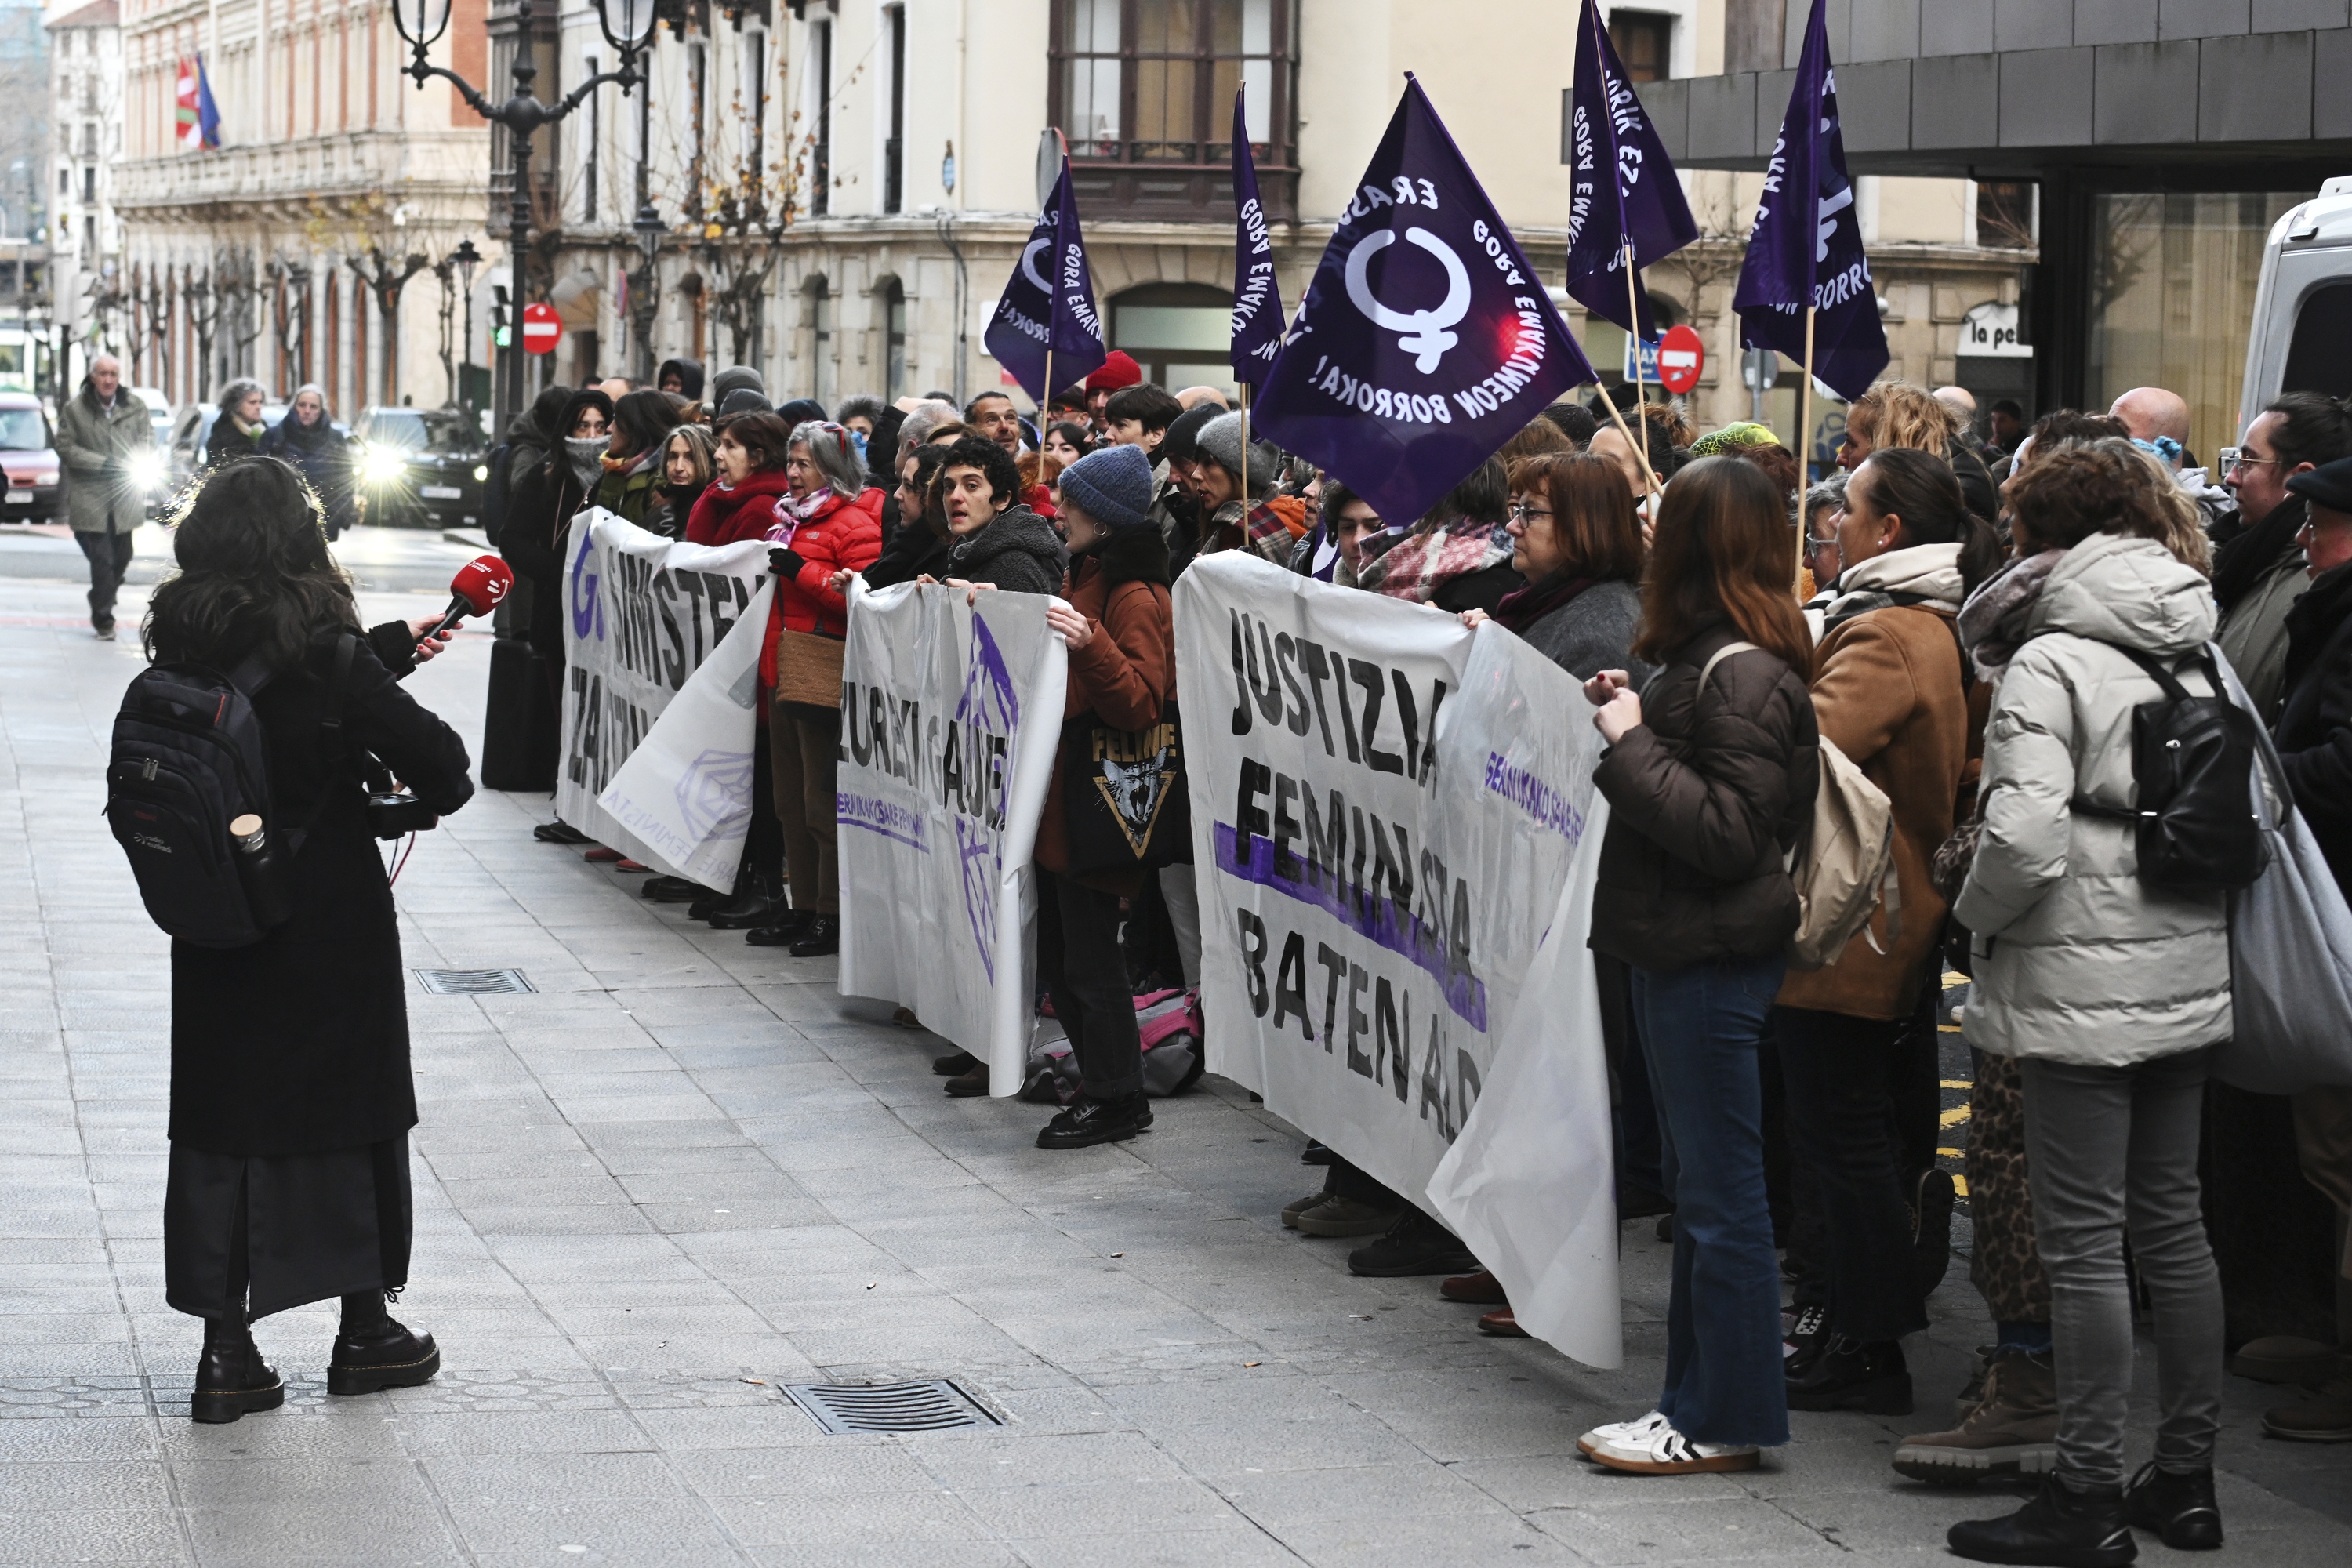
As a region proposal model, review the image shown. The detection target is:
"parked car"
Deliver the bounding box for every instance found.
[0,391,60,524]
[354,406,488,532]
[167,400,289,489]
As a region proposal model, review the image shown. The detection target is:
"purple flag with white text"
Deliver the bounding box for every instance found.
[1563,0,1697,341]
[1254,77,1595,528]
[1730,0,1889,401]
[1229,91,1285,385]
[983,161,1107,402]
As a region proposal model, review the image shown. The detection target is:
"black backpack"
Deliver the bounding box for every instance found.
[107,637,355,948]
[2093,641,2270,893]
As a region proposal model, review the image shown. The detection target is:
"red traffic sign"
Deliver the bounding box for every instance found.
[521,302,563,356]
[1657,324,1705,395]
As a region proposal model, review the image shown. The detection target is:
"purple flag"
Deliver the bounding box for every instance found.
[983,160,1107,402]
[1563,0,1697,341]
[1229,91,1285,385]
[1254,77,1596,529]
[1730,0,1889,401]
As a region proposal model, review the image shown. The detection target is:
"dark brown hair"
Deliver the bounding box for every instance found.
[1508,452,1644,582]
[1634,456,1812,671]
[715,410,794,472]
[2005,442,2181,554]
[1853,446,2005,597]
[1498,416,1573,466]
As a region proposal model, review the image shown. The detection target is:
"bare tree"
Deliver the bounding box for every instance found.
[433,252,460,401]
[182,267,220,401]
[347,248,430,404]
[136,267,172,394]
[215,249,265,387]
[269,256,313,389]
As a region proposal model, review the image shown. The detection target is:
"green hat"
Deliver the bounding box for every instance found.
[1689,423,1781,456]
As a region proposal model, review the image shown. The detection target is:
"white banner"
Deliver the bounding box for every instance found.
[557,510,774,862]
[1174,553,1621,1368]
[834,579,1069,1087]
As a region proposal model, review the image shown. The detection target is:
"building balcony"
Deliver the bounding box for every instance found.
[113,131,493,221]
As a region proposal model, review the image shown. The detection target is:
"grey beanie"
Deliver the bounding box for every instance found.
[1056,443,1155,531]
[717,387,773,416]
[710,365,767,402]
[1196,410,1283,499]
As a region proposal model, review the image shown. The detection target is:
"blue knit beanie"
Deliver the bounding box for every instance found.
[1055,442,1155,531]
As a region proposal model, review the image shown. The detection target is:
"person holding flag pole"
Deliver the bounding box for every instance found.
[1561,0,1695,501]
[983,136,1107,423]
[1731,0,1889,509]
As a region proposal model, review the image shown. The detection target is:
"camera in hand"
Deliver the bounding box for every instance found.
[366,791,439,840]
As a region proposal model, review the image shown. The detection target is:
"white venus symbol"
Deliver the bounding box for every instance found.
[1344,226,1472,375]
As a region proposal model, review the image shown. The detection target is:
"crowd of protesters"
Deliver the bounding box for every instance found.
[477,342,2352,1559]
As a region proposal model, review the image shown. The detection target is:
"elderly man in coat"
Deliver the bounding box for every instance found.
[54,353,156,640]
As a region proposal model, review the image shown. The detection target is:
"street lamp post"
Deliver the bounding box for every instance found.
[389,0,657,430]
[629,54,662,379]
[451,236,481,428]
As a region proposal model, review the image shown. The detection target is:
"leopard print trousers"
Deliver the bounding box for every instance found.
[1967,1049,2050,1323]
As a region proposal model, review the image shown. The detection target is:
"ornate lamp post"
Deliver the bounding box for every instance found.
[388,0,658,430]
[450,236,481,426]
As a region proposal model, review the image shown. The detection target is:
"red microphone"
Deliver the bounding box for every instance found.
[421,555,515,644]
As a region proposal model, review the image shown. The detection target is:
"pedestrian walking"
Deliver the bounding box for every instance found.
[205,379,271,469]
[147,459,474,1423]
[259,384,358,539]
[1580,456,1820,1475]
[55,353,154,641]
[1946,442,2230,1563]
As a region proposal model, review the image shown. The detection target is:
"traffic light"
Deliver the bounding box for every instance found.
[490,285,510,347]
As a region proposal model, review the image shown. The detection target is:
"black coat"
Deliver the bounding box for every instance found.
[170,622,475,1158]
[258,416,357,534]
[500,456,590,661]
[2275,557,2352,885]
[1591,623,1820,967]
[865,516,951,588]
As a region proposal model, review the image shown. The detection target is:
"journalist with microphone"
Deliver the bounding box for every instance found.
[122,456,474,1423]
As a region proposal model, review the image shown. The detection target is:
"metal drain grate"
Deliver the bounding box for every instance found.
[781,1379,999,1434]
[413,967,535,996]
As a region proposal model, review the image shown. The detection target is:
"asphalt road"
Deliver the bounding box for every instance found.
[0,521,487,597]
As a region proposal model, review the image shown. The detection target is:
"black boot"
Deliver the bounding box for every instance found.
[191,1319,283,1425]
[1786,1334,1914,1414]
[2122,1461,2222,1551]
[706,873,787,929]
[642,874,700,902]
[1949,1474,2137,1567]
[746,909,819,946]
[326,1291,441,1396]
[1347,1210,1480,1277]
[1036,1091,1153,1149]
[787,915,840,956]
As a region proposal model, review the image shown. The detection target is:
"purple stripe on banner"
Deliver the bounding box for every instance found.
[1214,822,1488,1030]
[837,792,931,854]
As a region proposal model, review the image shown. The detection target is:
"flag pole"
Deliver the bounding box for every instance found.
[1623,241,1650,477]
[1240,379,1250,508]
[1796,303,1817,592]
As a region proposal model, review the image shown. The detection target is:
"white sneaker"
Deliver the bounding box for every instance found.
[1588,1418,1760,1475]
[1577,1408,1668,1457]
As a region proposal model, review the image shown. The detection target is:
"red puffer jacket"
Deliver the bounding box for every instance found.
[684,469,794,546]
[762,486,886,687]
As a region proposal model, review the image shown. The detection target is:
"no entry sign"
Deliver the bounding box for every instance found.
[1657,325,1704,395]
[521,302,563,356]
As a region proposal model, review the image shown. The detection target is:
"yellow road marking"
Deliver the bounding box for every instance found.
[1939,1105,1971,1127]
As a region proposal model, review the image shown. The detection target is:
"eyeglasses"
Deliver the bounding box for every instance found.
[1506,503,1554,524]
[2226,448,2279,475]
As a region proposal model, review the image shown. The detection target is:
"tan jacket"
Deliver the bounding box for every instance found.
[1779,545,1980,1021]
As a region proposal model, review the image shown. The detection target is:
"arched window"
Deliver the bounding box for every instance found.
[880,278,908,402]
[1109,281,1235,395]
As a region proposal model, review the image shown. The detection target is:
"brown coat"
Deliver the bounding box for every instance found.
[1777,601,1979,1019]
[1033,525,1174,898]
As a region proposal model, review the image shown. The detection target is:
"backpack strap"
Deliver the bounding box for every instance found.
[1696,639,1763,692]
[2099,639,2194,702]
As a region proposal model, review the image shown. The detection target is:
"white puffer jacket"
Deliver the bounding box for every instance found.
[1955,532,2231,1066]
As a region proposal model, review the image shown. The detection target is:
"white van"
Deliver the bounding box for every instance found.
[2238,176,2352,440]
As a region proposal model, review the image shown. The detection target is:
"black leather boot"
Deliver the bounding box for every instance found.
[1950,1474,2137,1567]
[746,909,819,946]
[191,1319,283,1425]
[786,915,840,956]
[326,1292,441,1396]
[1036,1091,1152,1149]
[2122,1461,2222,1550]
[706,873,787,929]
[641,874,700,902]
[1786,1334,1914,1414]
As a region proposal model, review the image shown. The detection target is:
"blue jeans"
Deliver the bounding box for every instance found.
[1632,954,1791,1448]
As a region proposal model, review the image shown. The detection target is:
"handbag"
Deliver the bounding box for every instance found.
[1060,697,1192,876]
[774,627,846,708]
[2212,651,2352,1092]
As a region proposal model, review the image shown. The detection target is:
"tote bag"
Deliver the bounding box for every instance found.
[2213,652,2352,1093]
[1060,697,1192,877]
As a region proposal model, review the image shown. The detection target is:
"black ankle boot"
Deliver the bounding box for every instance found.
[1950,1474,2137,1567]
[1786,1334,1914,1414]
[191,1319,283,1425]
[327,1293,441,1396]
[1036,1091,1152,1149]
[706,874,787,929]
[2123,1461,2221,1550]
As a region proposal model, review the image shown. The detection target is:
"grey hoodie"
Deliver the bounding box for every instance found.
[946,506,1066,595]
[1954,532,2231,1066]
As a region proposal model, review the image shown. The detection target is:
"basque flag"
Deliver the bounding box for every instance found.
[1254,76,1595,529]
[1562,0,1697,342]
[1731,0,1888,400]
[176,54,222,151]
[1228,90,1284,384]
[982,159,1105,403]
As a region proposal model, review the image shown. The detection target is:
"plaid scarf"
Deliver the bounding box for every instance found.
[1357,519,1515,604]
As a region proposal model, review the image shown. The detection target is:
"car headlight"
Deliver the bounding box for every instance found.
[473,464,489,482]
[361,445,409,485]
[128,450,168,489]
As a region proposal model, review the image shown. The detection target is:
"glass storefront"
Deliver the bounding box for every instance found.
[2089,191,2306,466]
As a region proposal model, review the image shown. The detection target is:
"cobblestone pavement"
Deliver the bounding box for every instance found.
[3,575,2347,1566]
